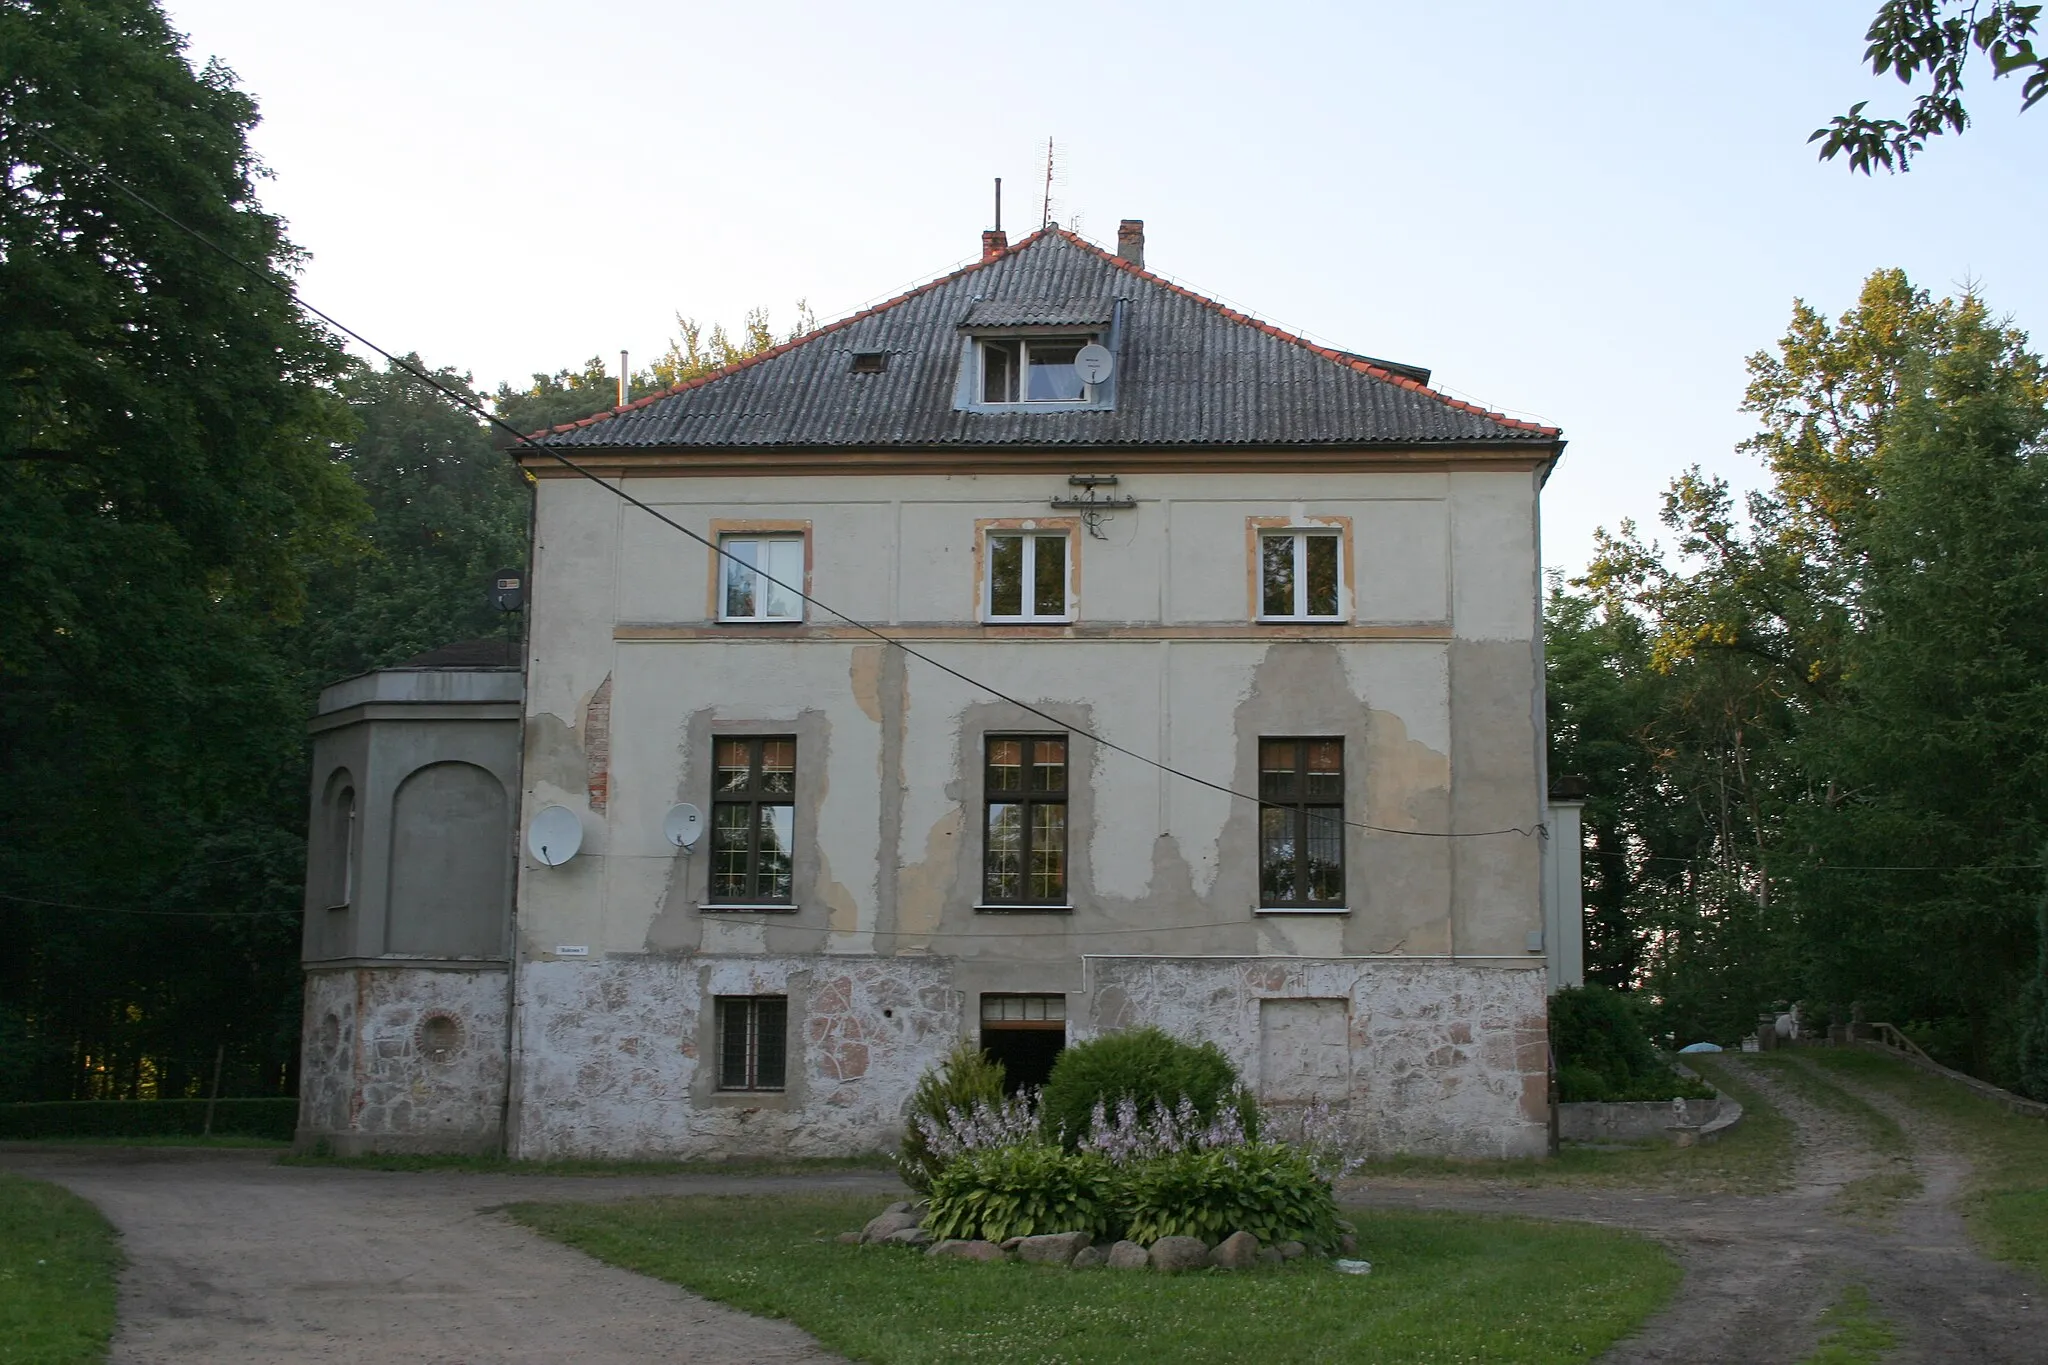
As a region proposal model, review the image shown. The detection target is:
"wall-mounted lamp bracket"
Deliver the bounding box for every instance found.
[1050,474,1135,539]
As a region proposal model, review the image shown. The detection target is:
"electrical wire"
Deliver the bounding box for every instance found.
[23,130,1538,840]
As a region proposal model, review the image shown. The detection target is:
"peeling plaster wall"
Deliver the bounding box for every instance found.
[296,966,508,1155]
[502,466,1552,1158]
[1085,957,1550,1158]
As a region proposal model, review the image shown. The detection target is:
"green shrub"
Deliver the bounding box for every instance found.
[1551,987,1710,1102]
[0,1098,297,1141]
[926,1143,1118,1243]
[1039,1028,1252,1149]
[1122,1142,1341,1251]
[897,1041,1006,1192]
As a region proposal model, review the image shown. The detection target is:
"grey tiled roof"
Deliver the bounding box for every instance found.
[534,230,1558,450]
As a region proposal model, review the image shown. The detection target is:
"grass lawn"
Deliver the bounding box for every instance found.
[1807,1048,2048,1277]
[1359,1053,1796,1195]
[279,1150,897,1177]
[1798,1284,1897,1365]
[512,1194,1678,1364]
[0,1172,120,1365]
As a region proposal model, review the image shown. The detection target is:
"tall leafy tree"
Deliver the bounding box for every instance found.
[1815,1,2048,171]
[295,358,532,686]
[0,0,362,1099]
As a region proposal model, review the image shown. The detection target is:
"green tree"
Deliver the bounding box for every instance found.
[0,0,364,1098]
[295,357,532,686]
[493,304,816,435]
[1815,1,2048,172]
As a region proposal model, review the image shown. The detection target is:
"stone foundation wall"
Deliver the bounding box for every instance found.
[1085,957,1550,1158]
[506,953,1547,1161]
[509,955,957,1160]
[296,966,510,1155]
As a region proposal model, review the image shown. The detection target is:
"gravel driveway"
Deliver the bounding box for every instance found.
[0,1147,898,1363]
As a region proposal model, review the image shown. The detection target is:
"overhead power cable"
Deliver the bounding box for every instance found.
[26,130,1536,839]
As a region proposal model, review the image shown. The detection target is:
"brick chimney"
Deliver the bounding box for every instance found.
[982,229,1008,261]
[1117,219,1145,269]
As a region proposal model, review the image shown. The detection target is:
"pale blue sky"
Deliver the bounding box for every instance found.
[163,0,2046,577]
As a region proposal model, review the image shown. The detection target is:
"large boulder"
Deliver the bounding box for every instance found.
[1016,1231,1092,1265]
[883,1227,935,1248]
[860,1210,924,1243]
[1070,1246,1108,1269]
[1210,1231,1260,1270]
[1105,1240,1149,1269]
[1148,1236,1211,1273]
[928,1239,1006,1262]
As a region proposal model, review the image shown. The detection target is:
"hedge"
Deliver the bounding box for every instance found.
[0,1099,298,1141]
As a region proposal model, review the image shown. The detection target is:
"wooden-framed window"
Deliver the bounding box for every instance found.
[982,735,1069,907]
[715,995,787,1090]
[718,534,804,622]
[709,737,796,904]
[1258,530,1343,620]
[985,530,1071,622]
[1258,738,1346,909]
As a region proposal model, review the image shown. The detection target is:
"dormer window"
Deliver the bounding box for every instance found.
[980,338,1090,403]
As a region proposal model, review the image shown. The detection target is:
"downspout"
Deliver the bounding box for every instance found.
[498,456,540,1157]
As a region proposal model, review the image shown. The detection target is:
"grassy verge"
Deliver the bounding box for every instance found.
[513,1193,1678,1364]
[1360,1054,1795,1194]
[1799,1284,1897,1365]
[279,1151,898,1178]
[1808,1048,2048,1277]
[0,1171,120,1365]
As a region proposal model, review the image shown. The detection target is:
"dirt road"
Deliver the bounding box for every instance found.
[0,1147,895,1364]
[1351,1054,2041,1362]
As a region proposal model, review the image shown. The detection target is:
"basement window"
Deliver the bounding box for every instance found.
[716,995,787,1091]
[981,993,1066,1093]
[980,337,1089,403]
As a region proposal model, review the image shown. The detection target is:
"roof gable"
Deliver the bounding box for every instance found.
[531,229,1558,451]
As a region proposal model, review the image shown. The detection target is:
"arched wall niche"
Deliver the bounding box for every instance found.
[319,767,358,910]
[386,761,510,958]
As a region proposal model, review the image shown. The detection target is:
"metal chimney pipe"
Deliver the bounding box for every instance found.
[618,350,628,407]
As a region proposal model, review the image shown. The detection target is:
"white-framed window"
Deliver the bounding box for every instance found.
[985,530,1071,622]
[1258,531,1343,621]
[979,337,1091,404]
[719,535,804,622]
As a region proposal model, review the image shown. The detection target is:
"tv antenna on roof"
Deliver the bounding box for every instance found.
[1041,137,1056,229]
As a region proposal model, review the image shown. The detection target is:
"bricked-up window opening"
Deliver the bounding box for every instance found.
[983,736,1068,906]
[716,995,787,1090]
[1259,531,1341,620]
[710,737,796,903]
[980,338,1088,403]
[1259,738,1345,907]
[986,532,1068,621]
[719,535,803,622]
[981,993,1066,1094]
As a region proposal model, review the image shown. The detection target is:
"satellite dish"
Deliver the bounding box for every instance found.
[1073,342,1114,385]
[490,567,525,613]
[527,805,583,866]
[663,803,704,850]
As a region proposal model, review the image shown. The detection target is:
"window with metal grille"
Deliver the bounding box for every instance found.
[985,531,1070,621]
[1258,738,1345,908]
[1258,531,1342,620]
[709,737,796,904]
[982,735,1068,906]
[716,995,787,1090]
